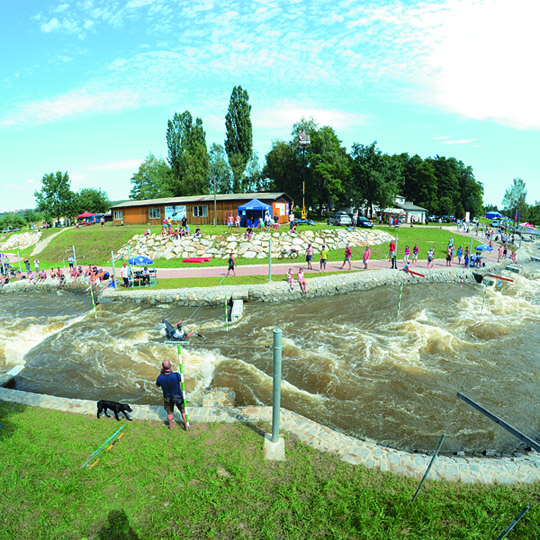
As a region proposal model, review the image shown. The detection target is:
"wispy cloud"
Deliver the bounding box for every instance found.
[8,0,540,131]
[439,138,476,145]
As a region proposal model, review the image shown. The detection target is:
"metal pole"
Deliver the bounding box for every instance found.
[213,177,217,227]
[457,392,540,452]
[268,237,272,282]
[496,505,531,540]
[397,281,404,315]
[225,295,229,331]
[272,328,282,443]
[17,250,22,273]
[301,146,306,220]
[73,245,77,268]
[177,343,190,429]
[412,433,445,502]
[110,250,117,289]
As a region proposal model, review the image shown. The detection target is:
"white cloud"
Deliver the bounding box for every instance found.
[440,138,476,145]
[21,0,540,132]
[254,101,367,131]
[40,18,60,32]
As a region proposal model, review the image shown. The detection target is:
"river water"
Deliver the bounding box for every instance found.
[2,265,539,455]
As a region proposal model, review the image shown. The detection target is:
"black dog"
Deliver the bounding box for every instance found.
[97,400,133,421]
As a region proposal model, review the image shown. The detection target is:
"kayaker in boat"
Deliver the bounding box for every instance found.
[171,321,194,341]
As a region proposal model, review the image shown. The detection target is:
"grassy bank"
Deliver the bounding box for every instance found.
[4,223,482,272]
[0,402,537,539]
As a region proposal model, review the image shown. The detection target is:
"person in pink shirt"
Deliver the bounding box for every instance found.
[340,244,352,270]
[404,245,410,264]
[412,244,419,264]
[363,246,371,269]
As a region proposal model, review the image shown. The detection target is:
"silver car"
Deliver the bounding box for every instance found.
[327,212,352,226]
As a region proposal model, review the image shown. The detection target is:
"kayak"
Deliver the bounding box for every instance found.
[162,317,190,343]
[182,257,212,263]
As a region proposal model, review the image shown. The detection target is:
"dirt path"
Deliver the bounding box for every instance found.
[31,227,72,257]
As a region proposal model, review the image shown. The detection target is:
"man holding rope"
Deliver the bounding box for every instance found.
[156,359,190,430]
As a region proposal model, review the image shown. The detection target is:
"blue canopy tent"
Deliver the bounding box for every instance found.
[485,211,502,219]
[237,198,272,227]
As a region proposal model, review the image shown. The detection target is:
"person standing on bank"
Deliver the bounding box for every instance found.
[226,252,236,277]
[319,245,328,272]
[305,244,314,270]
[389,239,397,269]
[340,244,352,270]
[156,360,190,430]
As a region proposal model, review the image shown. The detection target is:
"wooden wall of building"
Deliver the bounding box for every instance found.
[112,196,293,226]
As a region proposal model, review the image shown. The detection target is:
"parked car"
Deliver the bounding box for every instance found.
[1,227,21,233]
[490,219,502,228]
[356,216,373,228]
[327,212,352,226]
[427,215,439,222]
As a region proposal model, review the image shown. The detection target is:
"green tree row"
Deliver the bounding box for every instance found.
[264,119,484,218]
[129,88,484,219]
[130,85,261,200]
[34,172,110,225]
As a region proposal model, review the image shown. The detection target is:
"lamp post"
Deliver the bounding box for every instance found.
[298,131,310,220]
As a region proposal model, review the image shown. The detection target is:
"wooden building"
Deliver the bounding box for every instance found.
[110,192,294,226]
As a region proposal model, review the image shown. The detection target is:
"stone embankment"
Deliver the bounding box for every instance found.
[116,227,394,261]
[99,264,507,307]
[0,231,41,251]
[1,386,539,484]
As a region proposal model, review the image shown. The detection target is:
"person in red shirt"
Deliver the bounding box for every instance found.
[340,244,352,270]
[389,240,397,269]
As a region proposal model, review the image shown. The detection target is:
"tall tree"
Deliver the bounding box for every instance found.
[243,152,269,193]
[350,142,400,217]
[308,127,351,213]
[208,143,233,194]
[75,187,111,215]
[34,171,75,224]
[166,111,209,196]
[130,154,174,200]
[263,141,299,198]
[225,86,253,192]
[502,178,528,221]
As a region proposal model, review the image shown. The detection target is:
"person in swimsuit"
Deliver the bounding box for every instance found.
[297,268,307,294]
[287,268,294,291]
[305,244,314,270]
[226,253,236,277]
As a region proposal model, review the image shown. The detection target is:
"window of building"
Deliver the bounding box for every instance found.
[148,207,161,219]
[113,210,123,221]
[192,205,208,218]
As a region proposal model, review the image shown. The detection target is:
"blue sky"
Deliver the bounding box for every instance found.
[1,0,539,213]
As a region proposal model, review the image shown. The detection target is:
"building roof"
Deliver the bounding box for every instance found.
[111,192,292,209]
[395,201,428,212]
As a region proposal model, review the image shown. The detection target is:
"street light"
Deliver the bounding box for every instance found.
[298,131,311,220]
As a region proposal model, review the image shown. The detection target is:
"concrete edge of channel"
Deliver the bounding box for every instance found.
[1,386,539,485]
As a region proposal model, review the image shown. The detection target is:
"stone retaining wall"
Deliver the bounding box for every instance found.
[98,263,511,307]
[116,227,394,261]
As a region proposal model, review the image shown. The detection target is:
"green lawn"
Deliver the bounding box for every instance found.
[0,402,538,539]
[3,223,487,274]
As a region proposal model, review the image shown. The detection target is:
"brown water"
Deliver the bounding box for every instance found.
[2,266,540,454]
